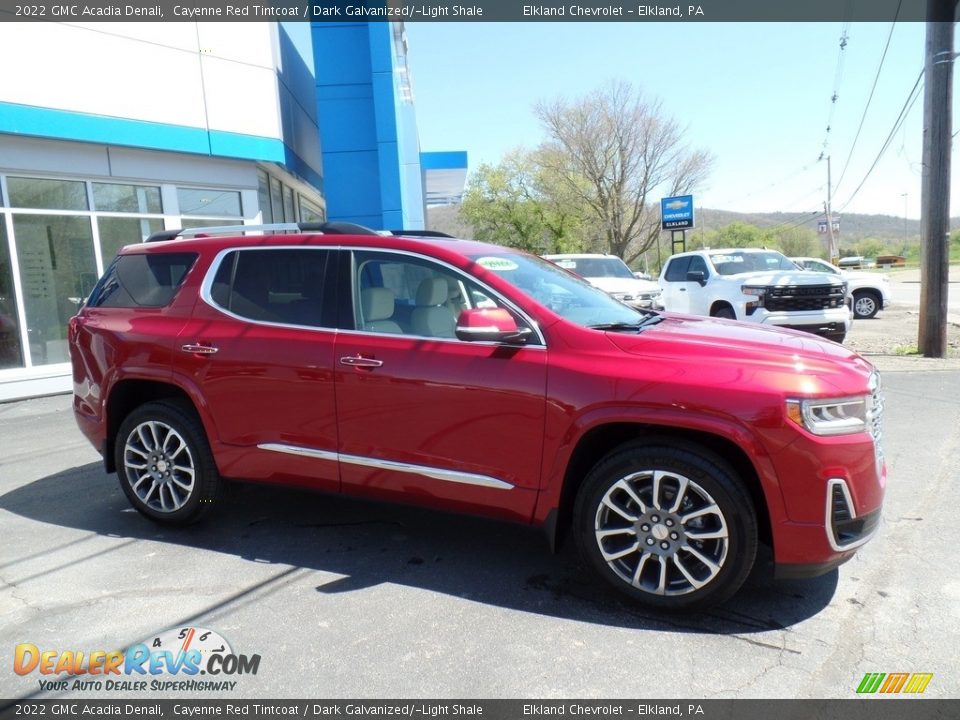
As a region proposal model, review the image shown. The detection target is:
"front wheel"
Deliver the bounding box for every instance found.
[574,442,757,611]
[115,400,221,524]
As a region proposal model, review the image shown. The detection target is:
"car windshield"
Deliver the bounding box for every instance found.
[469,252,644,328]
[709,250,797,275]
[553,256,635,279]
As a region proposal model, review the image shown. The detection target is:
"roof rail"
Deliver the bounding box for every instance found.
[388,229,455,238]
[146,221,379,243]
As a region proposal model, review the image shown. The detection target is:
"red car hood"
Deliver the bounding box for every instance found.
[607,312,874,380]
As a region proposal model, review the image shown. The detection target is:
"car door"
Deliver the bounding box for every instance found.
[660,256,692,312]
[333,249,547,522]
[173,247,340,491]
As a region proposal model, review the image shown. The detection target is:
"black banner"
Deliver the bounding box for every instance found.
[1,700,959,720]
[0,0,937,22]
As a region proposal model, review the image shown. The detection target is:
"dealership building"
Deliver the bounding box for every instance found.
[0,22,466,401]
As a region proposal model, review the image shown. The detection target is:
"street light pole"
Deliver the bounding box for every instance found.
[901,192,908,253]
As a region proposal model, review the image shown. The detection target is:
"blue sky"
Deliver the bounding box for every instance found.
[405,22,949,220]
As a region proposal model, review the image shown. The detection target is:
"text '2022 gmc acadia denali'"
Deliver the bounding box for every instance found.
[69,224,885,611]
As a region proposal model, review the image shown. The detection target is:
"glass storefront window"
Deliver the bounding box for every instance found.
[93,183,162,214]
[7,177,88,211]
[282,185,296,223]
[13,214,96,366]
[257,170,273,224]
[0,222,25,370]
[98,217,164,264]
[179,218,238,230]
[270,177,283,224]
[299,197,325,223]
[177,188,242,217]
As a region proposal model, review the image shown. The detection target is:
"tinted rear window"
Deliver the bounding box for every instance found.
[88,252,197,308]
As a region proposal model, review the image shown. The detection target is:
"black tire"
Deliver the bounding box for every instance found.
[573,441,758,612]
[852,290,880,320]
[114,400,220,524]
[711,306,736,320]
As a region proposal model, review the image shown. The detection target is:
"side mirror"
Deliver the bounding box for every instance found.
[455,308,532,344]
[686,271,707,286]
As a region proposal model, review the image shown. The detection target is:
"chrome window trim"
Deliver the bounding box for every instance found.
[825,478,878,552]
[198,245,547,347]
[258,443,514,491]
[347,246,547,347]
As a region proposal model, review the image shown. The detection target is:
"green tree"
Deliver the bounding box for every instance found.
[534,81,712,263]
[708,222,771,249]
[459,149,585,253]
[770,226,819,257]
[856,238,885,260]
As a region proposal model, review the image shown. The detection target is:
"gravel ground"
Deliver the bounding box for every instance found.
[844,304,960,371]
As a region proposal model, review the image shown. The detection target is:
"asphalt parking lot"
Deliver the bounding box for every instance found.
[1,351,958,700]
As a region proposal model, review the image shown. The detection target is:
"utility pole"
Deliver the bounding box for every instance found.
[918,0,956,358]
[824,156,838,262]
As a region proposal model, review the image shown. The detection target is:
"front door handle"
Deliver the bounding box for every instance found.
[340,355,383,368]
[181,343,218,355]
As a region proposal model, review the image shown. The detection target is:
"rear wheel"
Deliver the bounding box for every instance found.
[115,400,220,524]
[852,290,880,319]
[574,442,757,611]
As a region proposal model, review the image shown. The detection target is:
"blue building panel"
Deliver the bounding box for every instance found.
[321,150,382,217]
[311,20,425,231]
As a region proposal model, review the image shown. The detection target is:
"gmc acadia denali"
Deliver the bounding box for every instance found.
[69,224,885,611]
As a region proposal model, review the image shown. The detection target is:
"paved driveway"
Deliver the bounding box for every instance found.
[1,372,958,699]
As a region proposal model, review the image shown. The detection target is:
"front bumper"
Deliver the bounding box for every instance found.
[747,306,852,339]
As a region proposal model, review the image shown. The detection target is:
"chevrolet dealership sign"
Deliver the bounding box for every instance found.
[661,195,694,230]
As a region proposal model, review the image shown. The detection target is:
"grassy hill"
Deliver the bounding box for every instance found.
[428,205,957,248]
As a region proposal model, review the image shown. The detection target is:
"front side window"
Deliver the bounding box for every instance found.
[664,256,692,282]
[210,249,332,328]
[352,251,530,340]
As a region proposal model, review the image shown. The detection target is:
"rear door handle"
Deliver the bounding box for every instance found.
[181,343,219,355]
[340,355,383,368]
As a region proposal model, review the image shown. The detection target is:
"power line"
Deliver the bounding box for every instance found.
[836,68,925,212]
[833,1,904,195]
[818,20,853,161]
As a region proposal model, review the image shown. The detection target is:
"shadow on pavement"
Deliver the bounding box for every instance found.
[0,462,838,635]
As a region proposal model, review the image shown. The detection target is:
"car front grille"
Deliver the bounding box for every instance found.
[764,284,846,312]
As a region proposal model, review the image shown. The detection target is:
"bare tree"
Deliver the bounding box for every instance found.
[535,81,712,263]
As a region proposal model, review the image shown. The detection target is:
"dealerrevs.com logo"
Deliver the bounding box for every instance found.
[14,626,260,692]
[856,672,934,694]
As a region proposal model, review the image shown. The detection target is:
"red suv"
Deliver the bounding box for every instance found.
[69,223,885,611]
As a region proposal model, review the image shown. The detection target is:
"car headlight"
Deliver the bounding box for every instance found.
[741,286,766,297]
[785,396,868,436]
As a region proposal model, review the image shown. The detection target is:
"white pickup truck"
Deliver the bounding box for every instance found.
[659,247,851,343]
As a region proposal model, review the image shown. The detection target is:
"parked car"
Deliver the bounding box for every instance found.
[543,253,662,310]
[791,256,891,320]
[69,224,884,612]
[658,247,851,343]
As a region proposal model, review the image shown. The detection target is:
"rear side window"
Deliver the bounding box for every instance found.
[88,252,197,308]
[210,249,333,328]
